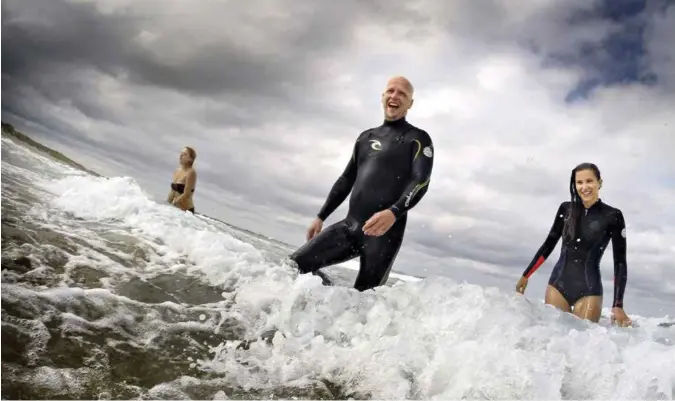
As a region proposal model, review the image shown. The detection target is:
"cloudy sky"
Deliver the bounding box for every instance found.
[3,0,674,315]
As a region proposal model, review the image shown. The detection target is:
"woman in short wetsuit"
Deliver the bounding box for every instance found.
[167,146,197,213]
[516,163,632,327]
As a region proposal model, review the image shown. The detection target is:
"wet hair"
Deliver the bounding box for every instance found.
[563,162,602,242]
[184,146,197,166]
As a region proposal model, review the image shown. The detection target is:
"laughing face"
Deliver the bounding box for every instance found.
[381,76,414,121]
[575,168,602,205]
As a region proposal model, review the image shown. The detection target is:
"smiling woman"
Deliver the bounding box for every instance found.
[516,162,632,327]
[167,146,198,214]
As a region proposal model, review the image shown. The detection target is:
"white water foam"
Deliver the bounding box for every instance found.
[28,170,674,399]
[339,259,422,283]
[37,174,285,287]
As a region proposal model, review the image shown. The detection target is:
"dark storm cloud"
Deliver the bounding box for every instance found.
[644,1,675,89]
[561,0,663,101]
[1,0,303,98]
[1,0,427,100]
[418,0,673,100]
[522,0,675,101]
[1,1,136,78]
[1,0,409,156]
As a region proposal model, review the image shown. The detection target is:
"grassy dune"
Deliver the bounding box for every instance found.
[1,121,101,177]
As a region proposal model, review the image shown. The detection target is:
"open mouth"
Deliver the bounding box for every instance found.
[387,102,400,110]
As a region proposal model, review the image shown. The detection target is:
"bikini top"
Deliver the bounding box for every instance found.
[170,182,194,194]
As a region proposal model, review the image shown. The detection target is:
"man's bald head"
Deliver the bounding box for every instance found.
[382,76,415,120]
[386,76,414,96]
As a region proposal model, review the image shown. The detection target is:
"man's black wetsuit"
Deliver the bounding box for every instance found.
[522,199,628,307]
[289,117,434,291]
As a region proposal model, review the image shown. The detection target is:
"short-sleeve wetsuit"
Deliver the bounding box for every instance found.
[522,199,628,308]
[289,117,434,291]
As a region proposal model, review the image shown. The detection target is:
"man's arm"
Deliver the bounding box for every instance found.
[316,141,359,221]
[388,131,434,218]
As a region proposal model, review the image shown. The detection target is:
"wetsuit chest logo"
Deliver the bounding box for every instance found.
[369,139,382,151]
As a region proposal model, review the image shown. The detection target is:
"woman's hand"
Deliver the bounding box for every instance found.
[611,307,633,327]
[172,196,188,210]
[516,276,528,294]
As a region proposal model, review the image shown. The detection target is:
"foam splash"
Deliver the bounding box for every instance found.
[34,173,675,399]
[38,175,287,290]
[203,277,674,399]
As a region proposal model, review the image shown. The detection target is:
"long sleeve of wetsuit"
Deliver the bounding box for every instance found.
[610,209,628,308]
[522,202,567,278]
[316,143,359,221]
[389,131,434,219]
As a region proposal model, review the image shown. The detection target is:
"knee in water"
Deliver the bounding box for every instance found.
[312,270,333,286]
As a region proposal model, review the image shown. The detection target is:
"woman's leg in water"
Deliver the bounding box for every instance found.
[572,296,603,322]
[545,285,571,312]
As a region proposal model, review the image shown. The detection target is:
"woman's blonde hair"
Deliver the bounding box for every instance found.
[184,146,197,166]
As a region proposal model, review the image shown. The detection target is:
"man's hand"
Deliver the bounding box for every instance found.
[306,218,323,241]
[363,209,396,236]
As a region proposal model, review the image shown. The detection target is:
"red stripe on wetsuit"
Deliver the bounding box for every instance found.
[525,256,545,278]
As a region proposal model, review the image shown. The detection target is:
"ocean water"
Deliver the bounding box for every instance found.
[1,134,674,400]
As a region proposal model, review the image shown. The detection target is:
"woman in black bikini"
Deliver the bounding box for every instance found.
[516,163,632,327]
[167,146,197,213]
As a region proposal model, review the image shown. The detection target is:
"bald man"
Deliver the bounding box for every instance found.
[287,76,435,291]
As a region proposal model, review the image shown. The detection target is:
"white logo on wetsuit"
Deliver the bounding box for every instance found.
[404,189,415,207]
[423,146,433,158]
[621,228,626,238]
[370,140,382,150]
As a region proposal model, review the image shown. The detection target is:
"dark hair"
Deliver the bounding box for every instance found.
[563,162,602,242]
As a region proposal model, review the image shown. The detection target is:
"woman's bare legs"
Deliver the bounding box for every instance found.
[545,285,571,313]
[572,296,603,323]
